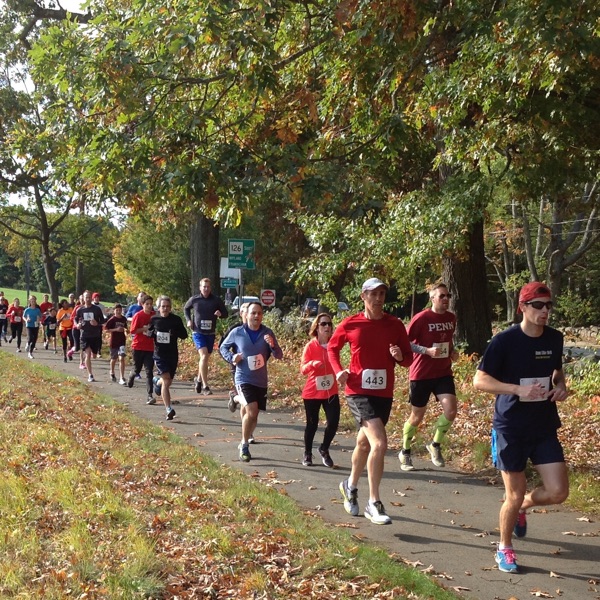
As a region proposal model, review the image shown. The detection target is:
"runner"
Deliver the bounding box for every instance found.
[126,291,147,322]
[473,282,569,574]
[127,296,156,404]
[300,312,340,467]
[148,295,188,420]
[184,278,228,395]
[328,278,412,525]
[220,302,283,462]
[39,294,53,350]
[23,295,43,359]
[57,299,75,363]
[74,290,106,382]
[7,297,24,352]
[0,291,8,345]
[91,293,108,358]
[399,282,458,471]
[104,303,128,385]
[44,307,58,354]
[69,294,84,367]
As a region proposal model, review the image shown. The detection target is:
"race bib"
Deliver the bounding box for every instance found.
[13,316,21,323]
[315,374,334,391]
[432,342,450,358]
[200,319,213,331]
[49,324,56,330]
[362,369,387,390]
[31,320,39,328]
[0,314,6,320]
[118,345,127,356]
[519,377,550,402]
[83,312,94,322]
[156,331,171,344]
[247,354,265,371]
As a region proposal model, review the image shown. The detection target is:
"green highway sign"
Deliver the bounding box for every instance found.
[228,239,255,270]
[221,278,239,288]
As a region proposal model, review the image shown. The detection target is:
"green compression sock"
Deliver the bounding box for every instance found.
[403,421,418,450]
[433,414,453,444]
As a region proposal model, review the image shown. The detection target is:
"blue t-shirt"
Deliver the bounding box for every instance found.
[478,325,563,435]
[24,307,43,328]
[219,324,282,388]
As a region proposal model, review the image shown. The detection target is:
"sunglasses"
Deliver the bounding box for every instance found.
[318,322,333,327]
[438,293,452,299]
[524,300,553,310]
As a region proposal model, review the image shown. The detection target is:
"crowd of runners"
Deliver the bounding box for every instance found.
[0,276,569,575]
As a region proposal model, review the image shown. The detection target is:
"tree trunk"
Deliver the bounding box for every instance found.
[75,256,84,296]
[190,213,220,295]
[442,218,492,355]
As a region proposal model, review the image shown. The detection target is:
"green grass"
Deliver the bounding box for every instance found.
[0,286,49,305]
[0,354,459,599]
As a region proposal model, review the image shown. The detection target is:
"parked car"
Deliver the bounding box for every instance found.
[301,298,319,318]
[231,295,260,312]
[337,301,350,316]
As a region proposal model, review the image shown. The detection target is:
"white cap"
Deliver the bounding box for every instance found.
[361,277,388,292]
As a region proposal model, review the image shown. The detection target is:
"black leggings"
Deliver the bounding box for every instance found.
[132,349,154,395]
[73,327,81,351]
[61,329,74,355]
[303,395,340,453]
[10,323,23,348]
[26,327,39,352]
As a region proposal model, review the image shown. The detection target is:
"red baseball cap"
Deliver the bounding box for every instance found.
[518,282,551,312]
[92,292,100,299]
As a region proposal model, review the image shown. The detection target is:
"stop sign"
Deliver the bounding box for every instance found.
[261,289,276,307]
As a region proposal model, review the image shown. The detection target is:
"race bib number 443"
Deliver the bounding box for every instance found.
[362,369,387,390]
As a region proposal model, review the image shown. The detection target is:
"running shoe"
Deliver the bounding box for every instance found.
[339,479,359,516]
[44,342,48,350]
[16,348,21,353]
[110,373,117,382]
[318,447,334,468]
[364,500,392,525]
[79,363,86,370]
[194,378,202,394]
[66,348,74,359]
[202,386,213,396]
[146,395,156,405]
[127,373,135,388]
[302,452,313,467]
[426,442,445,467]
[166,407,176,420]
[63,356,67,363]
[28,352,34,359]
[153,376,162,396]
[228,391,238,412]
[248,435,255,444]
[88,374,95,383]
[495,548,519,573]
[119,378,126,386]
[239,443,251,462]
[399,450,415,471]
[514,511,527,538]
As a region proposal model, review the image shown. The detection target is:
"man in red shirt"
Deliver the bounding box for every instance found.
[127,296,156,404]
[399,282,458,471]
[39,294,54,350]
[328,278,412,525]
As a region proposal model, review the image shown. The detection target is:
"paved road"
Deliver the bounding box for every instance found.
[6,346,600,600]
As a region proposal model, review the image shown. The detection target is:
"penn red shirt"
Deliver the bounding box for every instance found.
[328,312,412,398]
[131,310,155,351]
[408,309,456,381]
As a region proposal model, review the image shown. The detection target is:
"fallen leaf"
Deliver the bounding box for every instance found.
[549,571,563,579]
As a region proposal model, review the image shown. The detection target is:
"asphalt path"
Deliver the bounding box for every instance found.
[5,345,599,600]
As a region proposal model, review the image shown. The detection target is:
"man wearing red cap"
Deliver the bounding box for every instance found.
[474,282,568,574]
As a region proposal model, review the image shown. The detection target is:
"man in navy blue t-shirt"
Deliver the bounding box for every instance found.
[474,282,568,575]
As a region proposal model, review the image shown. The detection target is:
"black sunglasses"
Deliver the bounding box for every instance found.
[318,322,333,327]
[524,300,553,310]
[438,293,452,299]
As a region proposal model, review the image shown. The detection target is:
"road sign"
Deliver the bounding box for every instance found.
[261,289,276,307]
[221,278,238,288]
[228,239,255,270]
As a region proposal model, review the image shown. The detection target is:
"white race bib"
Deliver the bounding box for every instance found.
[247,354,265,371]
[13,316,21,323]
[49,324,56,330]
[31,320,39,328]
[118,345,127,356]
[433,342,450,358]
[315,374,334,391]
[83,312,94,322]
[362,369,387,390]
[0,314,6,320]
[156,331,171,344]
[519,377,550,402]
[200,319,213,331]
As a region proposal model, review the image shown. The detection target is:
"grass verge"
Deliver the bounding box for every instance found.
[0,354,459,599]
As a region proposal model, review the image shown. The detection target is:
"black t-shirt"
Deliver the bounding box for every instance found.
[75,304,106,338]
